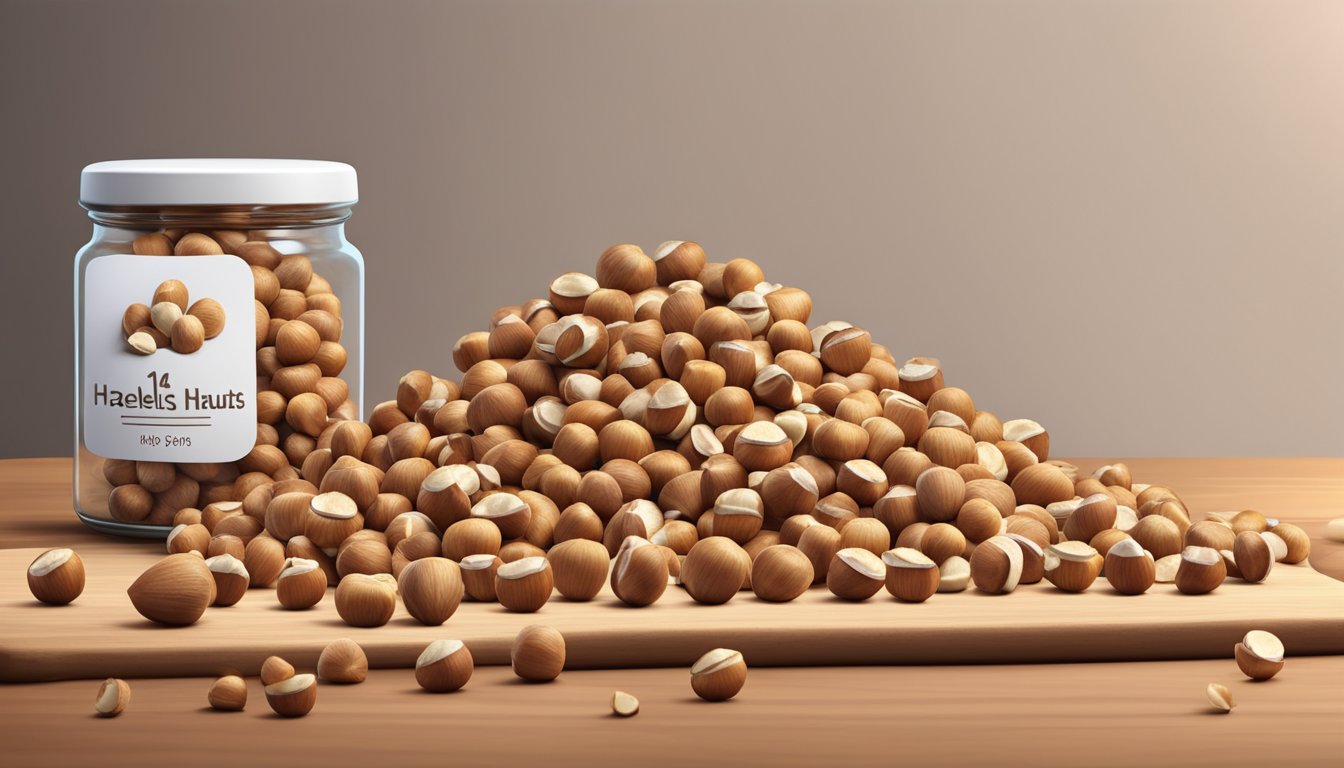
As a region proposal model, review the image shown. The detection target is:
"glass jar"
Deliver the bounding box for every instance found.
[74,159,363,536]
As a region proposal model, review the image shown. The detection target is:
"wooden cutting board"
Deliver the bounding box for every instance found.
[3,457,1343,683]
[3,544,1342,683]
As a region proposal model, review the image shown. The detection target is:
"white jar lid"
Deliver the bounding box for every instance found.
[80,159,358,207]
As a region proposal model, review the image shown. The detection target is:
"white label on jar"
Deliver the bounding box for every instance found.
[82,254,257,462]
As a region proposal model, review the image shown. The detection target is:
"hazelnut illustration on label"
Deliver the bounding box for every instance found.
[123,279,225,356]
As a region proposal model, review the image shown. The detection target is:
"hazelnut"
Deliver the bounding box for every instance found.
[1205,683,1234,713]
[512,624,566,682]
[1006,533,1046,584]
[335,573,398,627]
[205,554,250,607]
[651,519,700,555]
[1231,509,1269,534]
[596,243,656,293]
[750,545,814,602]
[1002,419,1049,461]
[416,639,475,692]
[26,548,85,605]
[1234,630,1285,680]
[937,555,971,593]
[94,678,132,718]
[612,691,641,717]
[1063,493,1117,543]
[969,536,1023,594]
[459,553,503,602]
[398,557,464,625]
[549,272,599,315]
[690,648,747,702]
[812,492,859,529]
[317,638,369,684]
[915,467,966,523]
[495,556,554,613]
[873,485,920,538]
[710,488,765,544]
[260,655,295,686]
[1103,537,1156,595]
[1231,531,1273,583]
[826,548,886,600]
[1154,554,1182,583]
[265,673,317,717]
[548,539,610,601]
[731,421,793,472]
[1175,545,1226,595]
[818,327,872,375]
[610,535,670,607]
[760,464,821,521]
[919,523,966,566]
[955,498,1004,544]
[276,557,328,609]
[796,524,843,585]
[1092,462,1132,489]
[440,518,502,561]
[470,492,533,540]
[838,517,891,556]
[1043,541,1104,593]
[554,503,605,544]
[1268,522,1310,563]
[127,553,216,626]
[681,536,751,605]
[835,459,888,506]
[1129,514,1183,559]
[811,418,871,462]
[207,675,247,711]
[1010,463,1075,507]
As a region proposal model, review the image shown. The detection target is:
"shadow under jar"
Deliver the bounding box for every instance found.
[74,159,364,536]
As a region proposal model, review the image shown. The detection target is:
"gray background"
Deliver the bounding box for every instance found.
[2,0,1341,458]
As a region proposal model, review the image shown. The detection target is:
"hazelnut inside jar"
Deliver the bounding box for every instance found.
[75,159,363,536]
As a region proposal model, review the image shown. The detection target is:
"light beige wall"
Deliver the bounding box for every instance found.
[2,0,1341,457]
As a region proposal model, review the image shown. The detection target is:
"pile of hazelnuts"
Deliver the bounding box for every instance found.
[145,240,1309,621]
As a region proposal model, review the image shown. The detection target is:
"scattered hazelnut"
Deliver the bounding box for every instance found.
[318,638,369,684]
[127,553,216,626]
[207,675,247,711]
[1234,630,1285,680]
[1205,682,1234,713]
[512,624,566,682]
[611,690,640,717]
[94,678,131,718]
[690,648,747,702]
[26,548,85,605]
[265,673,317,717]
[416,639,474,692]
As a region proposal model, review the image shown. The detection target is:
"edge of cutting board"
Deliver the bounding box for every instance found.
[2,546,1342,682]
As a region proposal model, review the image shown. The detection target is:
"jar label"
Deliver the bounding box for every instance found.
[82,254,257,462]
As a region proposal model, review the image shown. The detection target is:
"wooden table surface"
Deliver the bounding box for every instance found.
[2,457,1343,766]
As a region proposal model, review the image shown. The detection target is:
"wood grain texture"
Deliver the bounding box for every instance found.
[2,458,1342,683]
[2,659,1342,768]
